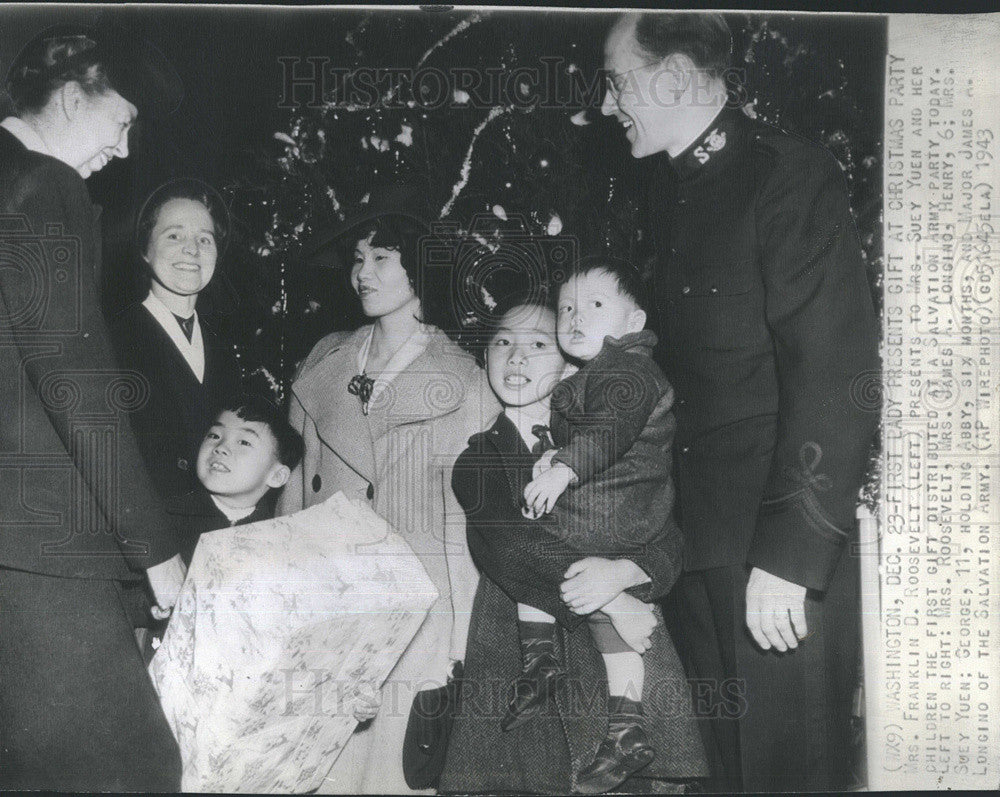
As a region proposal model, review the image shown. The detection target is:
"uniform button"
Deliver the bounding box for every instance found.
[682,286,691,295]
[366,484,374,500]
[677,197,687,205]
[710,286,719,295]
[681,445,690,454]
[177,458,188,471]
[677,398,686,406]
[312,474,322,493]
[669,246,677,256]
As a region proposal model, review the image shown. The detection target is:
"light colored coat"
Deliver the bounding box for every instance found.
[277,324,498,794]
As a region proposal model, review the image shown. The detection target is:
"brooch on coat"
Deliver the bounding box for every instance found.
[348,372,376,414]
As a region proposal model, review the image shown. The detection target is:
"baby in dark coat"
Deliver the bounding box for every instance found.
[515,256,681,793]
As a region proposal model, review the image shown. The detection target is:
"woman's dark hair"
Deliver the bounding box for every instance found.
[340,213,454,332]
[217,392,305,472]
[630,13,733,78]
[7,33,112,115]
[135,178,230,259]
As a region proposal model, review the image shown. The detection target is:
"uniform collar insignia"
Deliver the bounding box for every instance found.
[671,108,740,179]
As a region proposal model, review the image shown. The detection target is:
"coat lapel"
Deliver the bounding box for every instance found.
[483,414,533,512]
[292,327,378,484]
[139,307,203,415]
[365,329,471,439]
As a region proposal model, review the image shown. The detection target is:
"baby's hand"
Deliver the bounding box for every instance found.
[350,679,382,723]
[522,462,575,518]
[532,449,557,480]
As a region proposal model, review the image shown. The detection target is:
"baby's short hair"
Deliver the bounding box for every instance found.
[562,255,647,312]
[218,393,304,471]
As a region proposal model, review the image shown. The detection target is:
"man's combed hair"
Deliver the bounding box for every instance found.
[631,13,733,79]
[223,393,305,471]
[562,255,648,313]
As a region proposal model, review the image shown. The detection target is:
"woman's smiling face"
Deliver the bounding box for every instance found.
[486,304,565,409]
[145,198,218,298]
[350,232,418,319]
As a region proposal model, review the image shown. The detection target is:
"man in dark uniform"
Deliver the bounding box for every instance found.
[600,13,879,791]
[0,25,186,789]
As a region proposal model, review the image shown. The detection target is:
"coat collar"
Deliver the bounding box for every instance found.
[475,413,535,508]
[142,292,205,383]
[665,107,747,181]
[293,325,478,484]
[0,117,54,158]
[168,487,274,525]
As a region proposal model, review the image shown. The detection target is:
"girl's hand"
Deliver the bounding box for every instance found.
[561,558,638,615]
[350,679,382,722]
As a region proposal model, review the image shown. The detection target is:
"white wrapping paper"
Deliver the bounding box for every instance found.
[149,492,438,793]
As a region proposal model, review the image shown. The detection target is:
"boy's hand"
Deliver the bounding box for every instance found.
[350,679,382,722]
[522,462,575,518]
[147,553,187,618]
[532,449,557,480]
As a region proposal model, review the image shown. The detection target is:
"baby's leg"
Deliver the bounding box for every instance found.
[503,604,564,732]
[588,612,645,700]
[516,603,557,656]
[575,611,655,793]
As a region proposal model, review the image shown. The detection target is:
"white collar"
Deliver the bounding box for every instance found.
[210,494,258,524]
[1,117,55,157]
[355,324,432,414]
[142,291,206,383]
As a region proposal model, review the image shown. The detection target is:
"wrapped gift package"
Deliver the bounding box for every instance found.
[149,492,438,793]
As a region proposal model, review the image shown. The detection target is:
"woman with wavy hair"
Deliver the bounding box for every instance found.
[277,184,498,793]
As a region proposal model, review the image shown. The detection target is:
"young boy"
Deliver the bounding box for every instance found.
[141,394,304,659]
[172,393,305,566]
[513,256,680,792]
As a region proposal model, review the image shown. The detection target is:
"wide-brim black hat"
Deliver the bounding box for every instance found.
[305,181,436,267]
[6,23,183,118]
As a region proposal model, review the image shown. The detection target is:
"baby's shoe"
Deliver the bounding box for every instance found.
[500,639,565,732]
[573,697,655,794]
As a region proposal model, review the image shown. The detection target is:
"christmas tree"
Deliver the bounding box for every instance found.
[225,10,882,421]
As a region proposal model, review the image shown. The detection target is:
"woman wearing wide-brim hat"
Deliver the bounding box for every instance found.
[0,22,186,790]
[110,177,241,506]
[277,182,500,794]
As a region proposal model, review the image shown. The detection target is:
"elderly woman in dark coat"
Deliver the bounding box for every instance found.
[440,302,706,795]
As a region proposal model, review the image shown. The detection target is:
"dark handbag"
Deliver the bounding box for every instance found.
[402,661,463,790]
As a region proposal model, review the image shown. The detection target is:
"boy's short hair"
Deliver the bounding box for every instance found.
[219,393,304,471]
[561,255,648,313]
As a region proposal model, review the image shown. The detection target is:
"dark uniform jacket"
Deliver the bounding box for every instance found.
[644,107,879,591]
[549,329,678,556]
[110,302,240,499]
[0,128,181,579]
[443,413,706,793]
